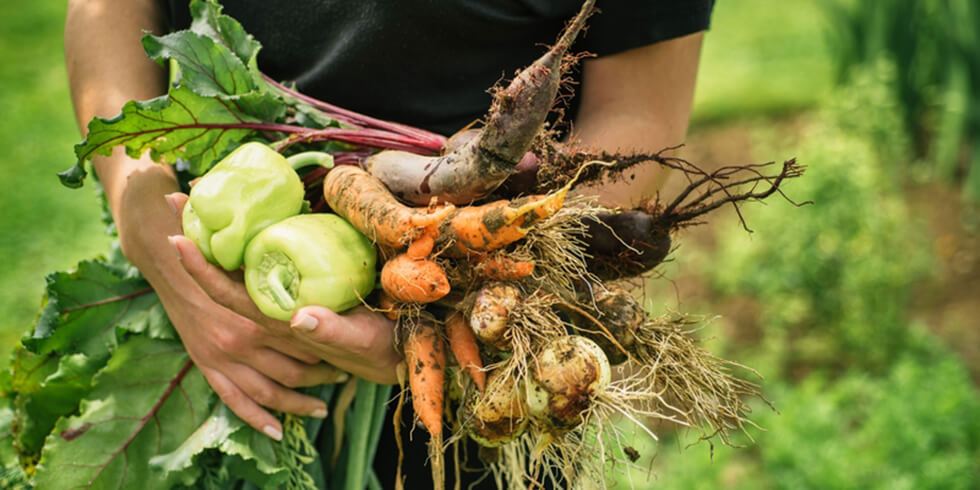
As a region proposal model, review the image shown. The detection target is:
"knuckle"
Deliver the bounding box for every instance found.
[250,385,276,407]
[294,352,321,365]
[279,369,305,389]
[351,329,378,356]
[235,320,262,338]
[213,329,245,354]
[212,382,244,407]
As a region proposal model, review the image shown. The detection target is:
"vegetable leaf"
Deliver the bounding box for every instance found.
[32,337,212,490]
[188,0,262,75]
[0,397,30,490]
[62,86,263,187]
[142,26,257,100]
[150,403,286,489]
[23,259,162,357]
[10,350,104,458]
[142,0,262,99]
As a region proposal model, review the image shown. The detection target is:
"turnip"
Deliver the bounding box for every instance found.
[525,335,611,430]
[464,371,528,448]
[469,282,521,351]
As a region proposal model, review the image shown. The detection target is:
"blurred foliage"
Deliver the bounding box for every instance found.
[638,334,980,490]
[822,0,980,201]
[0,2,111,360]
[692,0,834,124]
[710,62,934,376]
[629,42,980,490]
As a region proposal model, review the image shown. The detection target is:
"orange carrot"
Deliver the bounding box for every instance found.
[378,290,400,320]
[404,322,447,490]
[445,311,486,392]
[472,253,535,281]
[323,165,453,249]
[324,165,569,259]
[381,253,451,303]
[437,188,568,255]
[405,231,435,259]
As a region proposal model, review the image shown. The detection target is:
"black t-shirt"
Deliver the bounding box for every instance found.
[164,0,714,136]
[162,1,713,488]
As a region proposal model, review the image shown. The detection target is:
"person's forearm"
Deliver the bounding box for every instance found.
[573,33,704,207]
[64,0,184,285]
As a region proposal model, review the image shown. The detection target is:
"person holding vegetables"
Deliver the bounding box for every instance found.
[64,0,713,483]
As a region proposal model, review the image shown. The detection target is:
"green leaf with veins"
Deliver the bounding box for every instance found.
[188,0,262,75]
[142,0,263,99]
[32,337,212,490]
[62,85,266,187]
[143,22,257,99]
[23,259,165,357]
[11,350,104,458]
[151,403,287,489]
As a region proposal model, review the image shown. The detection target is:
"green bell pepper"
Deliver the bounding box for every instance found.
[182,142,327,271]
[244,214,378,321]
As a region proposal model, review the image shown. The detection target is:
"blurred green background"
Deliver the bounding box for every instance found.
[1,0,978,488]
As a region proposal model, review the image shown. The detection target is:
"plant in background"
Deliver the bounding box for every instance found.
[643,334,980,490]
[822,0,980,201]
[710,66,934,376]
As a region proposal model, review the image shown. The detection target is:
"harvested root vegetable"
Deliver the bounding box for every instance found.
[464,370,528,447]
[526,335,611,430]
[323,164,566,259]
[364,0,596,205]
[445,311,486,392]
[472,253,535,281]
[380,253,451,304]
[562,287,644,365]
[323,165,453,249]
[583,211,672,281]
[469,283,521,351]
[377,290,401,321]
[404,322,447,490]
[437,190,569,255]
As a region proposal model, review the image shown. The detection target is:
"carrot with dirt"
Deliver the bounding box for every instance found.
[472,253,535,281]
[380,253,451,304]
[322,165,454,249]
[323,165,572,257]
[403,321,448,490]
[362,0,597,205]
[444,311,486,392]
[436,188,570,255]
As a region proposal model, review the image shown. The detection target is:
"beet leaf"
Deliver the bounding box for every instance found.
[24,259,166,357]
[32,337,212,490]
[151,403,287,488]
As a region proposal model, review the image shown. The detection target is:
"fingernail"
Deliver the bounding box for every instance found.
[337,372,350,383]
[311,407,328,419]
[291,312,318,332]
[164,194,179,215]
[263,425,283,441]
[167,236,182,260]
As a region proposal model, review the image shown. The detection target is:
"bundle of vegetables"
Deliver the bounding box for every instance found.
[0,1,804,489]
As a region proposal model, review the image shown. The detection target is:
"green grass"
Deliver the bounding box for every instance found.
[693,0,835,124]
[0,3,111,359]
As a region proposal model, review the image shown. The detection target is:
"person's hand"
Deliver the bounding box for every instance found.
[165,193,401,433]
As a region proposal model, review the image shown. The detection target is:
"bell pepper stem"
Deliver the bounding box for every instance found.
[287,151,335,171]
[258,252,299,312]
